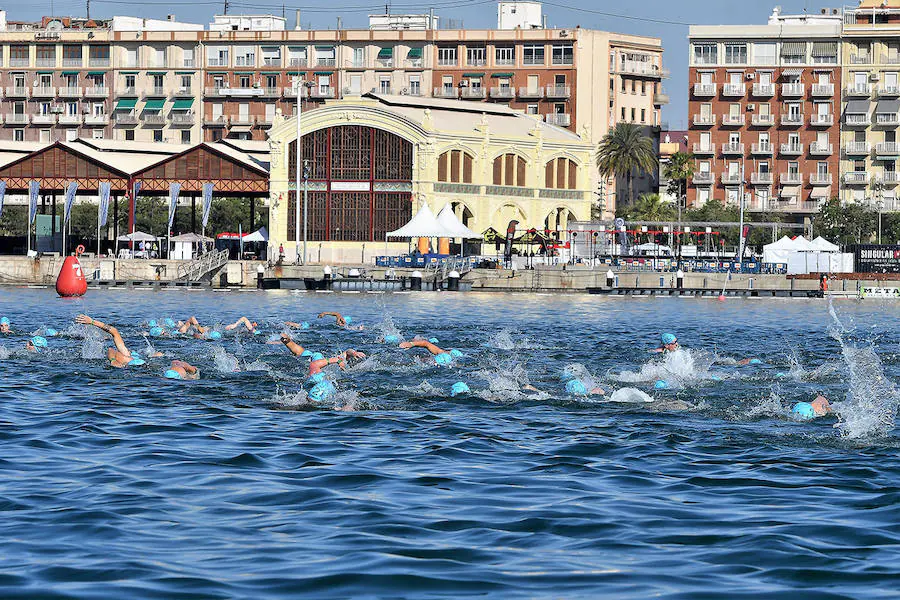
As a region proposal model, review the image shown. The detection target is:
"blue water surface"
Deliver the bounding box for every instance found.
[1,289,899,599]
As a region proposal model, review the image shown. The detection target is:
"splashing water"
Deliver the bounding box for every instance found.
[211,345,241,373]
[80,328,106,360]
[612,348,717,388]
[374,313,403,342]
[0,345,10,360]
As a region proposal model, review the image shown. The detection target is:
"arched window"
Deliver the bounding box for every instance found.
[492,153,526,187]
[437,150,474,183]
[544,157,578,189]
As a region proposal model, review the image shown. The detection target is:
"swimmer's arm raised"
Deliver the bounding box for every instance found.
[399,339,444,356]
[280,334,305,356]
[76,314,129,356]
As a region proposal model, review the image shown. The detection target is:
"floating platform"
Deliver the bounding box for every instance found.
[587,287,840,298]
[262,277,471,292]
[87,280,208,289]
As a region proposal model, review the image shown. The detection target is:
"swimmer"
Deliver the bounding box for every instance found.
[25,336,47,353]
[399,338,455,366]
[564,379,606,396]
[651,333,679,354]
[738,358,763,366]
[75,314,144,368]
[308,348,366,376]
[163,359,200,380]
[792,395,833,420]
[0,317,11,334]
[280,333,307,357]
[284,321,310,330]
[224,316,259,333]
[317,312,364,331]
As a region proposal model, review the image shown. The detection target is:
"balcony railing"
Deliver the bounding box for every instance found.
[31,86,56,97]
[811,84,834,97]
[5,87,28,98]
[260,87,281,97]
[288,58,307,68]
[752,83,775,97]
[174,87,193,97]
[844,172,870,185]
[85,87,110,97]
[693,83,717,96]
[780,173,803,184]
[118,86,137,97]
[721,114,745,126]
[844,142,871,155]
[845,114,872,126]
[692,114,715,126]
[692,172,715,185]
[810,173,832,185]
[262,58,281,67]
[545,113,571,127]
[750,172,774,185]
[203,116,229,127]
[460,87,486,99]
[781,83,805,96]
[315,58,336,67]
[845,84,873,96]
[490,87,515,99]
[58,86,82,97]
[62,58,82,67]
[721,143,744,155]
[230,115,254,126]
[876,113,900,126]
[878,172,900,185]
[170,114,195,126]
[653,93,670,105]
[142,114,166,126]
[780,143,804,155]
[35,58,55,68]
[182,59,195,68]
[810,114,834,126]
[876,142,900,155]
[722,83,746,97]
[810,142,833,155]
[32,114,56,125]
[58,114,82,125]
[751,114,775,126]
[376,58,394,68]
[5,114,29,125]
[883,54,900,65]
[519,87,544,99]
[144,87,167,98]
[9,59,28,67]
[84,114,109,125]
[721,172,742,185]
[309,87,335,98]
[434,87,459,99]
[114,114,139,125]
[780,114,804,126]
[545,85,571,98]
[751,143,773,155]
[878,85,900,97]
[88,58,110,67]
[692,143,714,154]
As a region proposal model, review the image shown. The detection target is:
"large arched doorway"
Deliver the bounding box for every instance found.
[287,125,413,242]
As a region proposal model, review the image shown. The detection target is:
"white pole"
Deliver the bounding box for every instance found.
[294,78,303,264]
[303,176,309,265]
[737,161,746,263]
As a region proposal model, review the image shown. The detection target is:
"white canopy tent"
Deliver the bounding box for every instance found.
[115,231,160,259]
[242,227,269,243]
[435,204,481,239]
[763,235,849,274]
[386,203,452,239]
[169,232,214,260]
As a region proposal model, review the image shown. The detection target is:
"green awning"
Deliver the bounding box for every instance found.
[61,71,80,75]
[235,71,255,75]
[407,48,422,59]
[491,72,514,78]
[377,47,393,59]
[114,98,137,111]
[175,71,195,75]
[37,71,53,75]
[87,71,105,76]
[143,99,165,111]
[463,72,485,77]
[287,71,304,76]
[119,71,138,75]
[315,45,333,51]
[313,71,332,75]
[171,98,193,110]
[147,71,167,75]
[208,72,227,75]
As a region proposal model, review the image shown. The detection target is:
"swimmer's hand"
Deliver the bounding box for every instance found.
[398,341,413,349]
[281,333,292,344]
[75,314,93,325]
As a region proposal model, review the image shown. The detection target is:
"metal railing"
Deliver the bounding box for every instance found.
[177,249,229,282]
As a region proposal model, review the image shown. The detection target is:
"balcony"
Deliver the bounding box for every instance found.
[882,54,900,65]
[811,84,834,97]
[262,58,282,68]
[283,86,308,99]
[88,58,111,68]
[519,87,544,99]
[878,85,900,97]
[85,87,110,98]
[460,87,486,99]
[721,114,745,127]
[876,141,900,156]
[32,114,56,125]
[315,58,336,67]
[845,113,872,127]
[35,57,56,68]
[781,83,805,97]
[750,172,774,185]
[780,173,803,185]
[490,87,515,99]
[288,58,307,68]
[810,173,832,186]
[780,114,804,126]
[144,87,167,98]
[309,87,335,99]
[545,85,571,99]
[810,142,834,155]
[850,54,872,64]
[619,63,668,78]
[58,114,82,125]
[207,58,228,67]
[692,114,715,127]
[545,113,571,127]
[182,59,195,68]
[844,142,871,155]
[751,114,775,127]
[722,83,746,97]
[752,83,775,97]
[31,86,56,98]
[5,114,28,125]
[810,113,834,126]
[844,172,870,185]
[84,114,109,125]
[693,83,717,97]
[114,114,138,125]
[170,114,195,126]
[406,59,424,69]
[721,172,742,185]
[230,115,254,126]
[434,87,459,99]
[9,59,28,67]
[375,59,394,69]
[142,114,166,126]
[211,87,264,98]
[878,172,900,185]
[692,172,715,185]
[118,86,137,97]
[845,84,873,96]
[780,143,804,155]
[692,143,714,155]
[721,142,745,155]
[5,87,28,98]
[62,58,82,68]
[750,143,773,155]
[173,87,193,97]
[259,87,281,97]
[876,113,900,126]
[58,86,82,98]
[653,93,670,105]
[203,116,229,127]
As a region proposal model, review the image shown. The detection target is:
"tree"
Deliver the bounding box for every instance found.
[663,151,695,201]
[596,123,658,210]
[818,198,877,246]
[620,193,675,221]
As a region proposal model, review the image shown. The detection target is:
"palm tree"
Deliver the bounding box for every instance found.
[663,151,696,203]
[629,193,675,221]
[595,123,659,211]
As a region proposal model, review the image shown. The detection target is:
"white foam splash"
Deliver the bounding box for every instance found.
[0,345,10,360]
[607,388,654,404]
[211,345,240,373]
[612,348,717,388]
[80,327,106,360]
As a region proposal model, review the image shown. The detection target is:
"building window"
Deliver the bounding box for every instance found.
[526,104,538,115]
[181,130,191,144]
[544,157,578,189]
[781,42,806,64]
[438,46,457,66]
[152,74,164,89]
[408,75,420,95]
[631,108,636,121]
[641,108,646,123]
[466,46,486,66]
[153,130,163,142]
[13,129,23,142]
[495,46,515,66]
[693,43,717,65]
[724,43,747,64]
[181,75,192,90]
[40,130,51,143]
[551,44,573,65]
[125,75,136,89]
[92,129,104,140]
[125,129,135,141]
[523,44,545,66]
[492,153,526,186]
[438,149,474,183]
[266,74,277,89]
[239,75,251,88]
[262,46,281,66]
[352,47,364,67]
[379,76,391,94]
[207,46,229,67]
[621,107,626,120]
[234,46,255,67]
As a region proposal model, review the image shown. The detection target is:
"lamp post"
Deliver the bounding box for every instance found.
[874,179,885,245]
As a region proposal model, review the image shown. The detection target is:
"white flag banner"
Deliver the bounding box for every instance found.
[28,180,39,224]
[201,182,214,229]
[168,182,181,230]
[63,182,79,225]
[0,182,6,219]
[98,182,111,228]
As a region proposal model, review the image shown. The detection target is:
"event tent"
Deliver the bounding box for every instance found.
[169,232,213,260]
[763,235,849,274]
[386,203,453,239]
[242,227,269,243]
[435,205,481,239]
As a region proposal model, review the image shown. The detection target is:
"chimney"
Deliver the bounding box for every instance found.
[295,9,301,30]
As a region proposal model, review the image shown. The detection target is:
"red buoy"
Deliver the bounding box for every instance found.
[56,245,88,298]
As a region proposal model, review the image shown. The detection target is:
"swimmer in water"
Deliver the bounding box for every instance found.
[737,357,763,366]
[308,348,366,376]
[280,333,307,357]
[0,317,11,334]
[399,338,457,366]
[792,395,833,420]
[164,359,200,380]
[284,321,310,330]
[317,312,364,331]
[651,333,679,354]
[224,316,259,333]
[75,314,144,368]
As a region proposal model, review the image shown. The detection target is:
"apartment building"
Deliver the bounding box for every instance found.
[840,0,900,211]
[687,9,843,221]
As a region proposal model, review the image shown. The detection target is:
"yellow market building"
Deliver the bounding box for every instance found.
[265,93,595,264]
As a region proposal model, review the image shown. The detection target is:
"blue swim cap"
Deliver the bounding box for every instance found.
[45,328,57,337]
[749,358,763,365]
[164,369,183,380]
[0,317,9,326]
[434,352,452,366]
[792,402,816,420]
[308,381,335,402]
[710,375,723,382]
[128,357,146,366]
[383,334,400,344]
[344,316,352,324]
[449,349,463,359]
[208,331,222,340]
[300,349,313,358]
[661,333,677,346]
[428,337,439,344]
[148,319,158,327]
[450,382,470,397]
[31,336,47,348]
[311,352,324,361]
[776,372,787,379]
[253,329,262,336]
[654,380,669,390]
[307,372,325,385]
[131,350,141,359]
[300,322,310,329]
[566,379,588,395]
[164,318,176,328]
[149,326,164,337]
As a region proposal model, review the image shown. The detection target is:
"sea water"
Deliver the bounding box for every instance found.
[0,289,899,598]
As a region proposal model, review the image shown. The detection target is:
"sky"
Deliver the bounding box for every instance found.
[14,0,826,127]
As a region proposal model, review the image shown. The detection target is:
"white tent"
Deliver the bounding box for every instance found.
[386,203,453,238]
[116,231,158,242]
[169,232,213,260]
[435,205,481,239]
[810,236,840,252]
[242,227,269,243]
